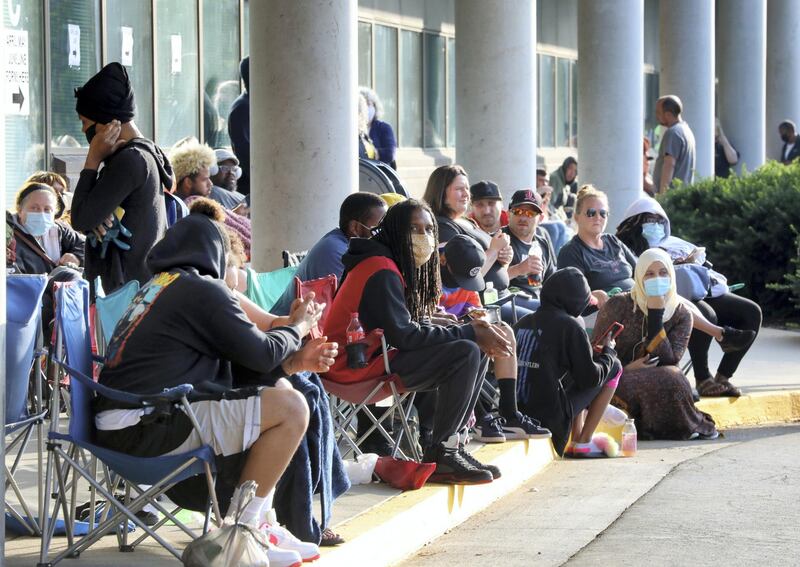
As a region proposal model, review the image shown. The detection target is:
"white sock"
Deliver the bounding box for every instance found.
[239,494,267,525]
[258,489,277,525]
[443,432,460,449]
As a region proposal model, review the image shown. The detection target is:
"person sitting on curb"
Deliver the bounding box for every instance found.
[439,235,551,444]
[324,199,513,485]
[515,268,623,458]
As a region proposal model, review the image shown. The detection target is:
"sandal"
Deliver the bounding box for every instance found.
[695,379,730,397]
[320,527,345,547]
[717,379,742,398]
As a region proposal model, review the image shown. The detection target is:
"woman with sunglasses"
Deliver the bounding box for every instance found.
[591,248,718,440]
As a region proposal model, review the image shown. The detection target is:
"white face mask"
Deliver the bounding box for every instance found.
[367,105,376,123]
[23,211,56,237]
[411,233,435,268]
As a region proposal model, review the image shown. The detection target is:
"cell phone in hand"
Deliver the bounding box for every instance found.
[592,321,625,353]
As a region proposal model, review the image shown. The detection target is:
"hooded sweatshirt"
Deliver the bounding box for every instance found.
[96,214,302,411]
[514,267,621,454]
[323,238,476,384]
[618,196,699,261]
[72,138,172,292]
[228,57,250,195]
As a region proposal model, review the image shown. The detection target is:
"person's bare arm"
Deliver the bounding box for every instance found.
[718,133,738,165]
[658,155,676,194]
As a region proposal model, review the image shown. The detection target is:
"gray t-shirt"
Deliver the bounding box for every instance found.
[654,121,696,188]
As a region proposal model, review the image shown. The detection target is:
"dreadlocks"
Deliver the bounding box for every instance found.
[374,199,441,322]
[616,213,656,256]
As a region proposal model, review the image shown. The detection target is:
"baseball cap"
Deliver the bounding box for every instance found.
[443,235,486,292]
[214,148,240,165]
[509,188,544,213]
[536,167,547,177]
[470,180,502,202]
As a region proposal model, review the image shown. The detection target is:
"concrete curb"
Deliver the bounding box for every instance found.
[318,439,556,567]
[697,390,800,428]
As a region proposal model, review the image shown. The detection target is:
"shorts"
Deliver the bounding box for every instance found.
[95,394,262,459]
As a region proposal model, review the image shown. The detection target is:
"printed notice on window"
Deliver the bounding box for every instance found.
[2,28,30,116]
[121,26,134,66]
[68,24,81,68]
[170,34,182,74]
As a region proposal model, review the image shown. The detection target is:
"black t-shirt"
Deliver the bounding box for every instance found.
[436,215,509,291]
[502,226,556,297]
[556,234,638,292]
[714,141,739,178]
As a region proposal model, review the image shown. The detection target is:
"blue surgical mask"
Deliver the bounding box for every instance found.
[643,276,671,297]
[24,211,56,237]
[641,222,666,246]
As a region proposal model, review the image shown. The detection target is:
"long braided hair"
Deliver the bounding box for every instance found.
[616,213,654,256]
[374,199,441,322]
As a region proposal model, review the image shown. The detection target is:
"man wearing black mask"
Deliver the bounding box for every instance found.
[779,120,800,165]
[72,62,173,293]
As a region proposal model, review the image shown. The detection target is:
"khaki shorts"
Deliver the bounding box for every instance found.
[164,394,262,457]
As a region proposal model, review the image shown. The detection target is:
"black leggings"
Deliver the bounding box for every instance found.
[688,293,762,381]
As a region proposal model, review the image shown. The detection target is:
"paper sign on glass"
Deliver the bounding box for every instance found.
[68,24,80,68]
[170,34,182,75]
[121,26,134,66]
[2,29,30,116]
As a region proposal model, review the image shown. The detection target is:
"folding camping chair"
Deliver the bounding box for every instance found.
[282,249,308,268]
[303,275,422,462]
[5,274,48,536]
[94,280,139,351]
[38,280,222,566]
[244,266,298,311]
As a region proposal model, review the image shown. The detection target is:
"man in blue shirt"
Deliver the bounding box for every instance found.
[271,193,387,315]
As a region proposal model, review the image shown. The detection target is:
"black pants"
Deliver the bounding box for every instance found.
[392,340,488,446]
[688,293,762,380]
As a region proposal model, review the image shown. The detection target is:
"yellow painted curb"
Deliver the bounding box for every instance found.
[318,439,556,567]
[697,390,800,428]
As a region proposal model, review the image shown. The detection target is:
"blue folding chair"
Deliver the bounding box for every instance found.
[5,274,48,536]
[38,280,222,565]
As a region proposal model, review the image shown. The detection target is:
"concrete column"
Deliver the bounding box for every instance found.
[717,0,767,173]
[767,0,800,161]
[659,0,715,179]
[455,0,536,201]
[249,0,357,271]
[578,0,644,227]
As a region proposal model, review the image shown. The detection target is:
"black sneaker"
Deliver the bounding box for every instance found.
[718,326,756,353]
[501,412,552,440]
[424,445,494,485]
[458,447,502,480]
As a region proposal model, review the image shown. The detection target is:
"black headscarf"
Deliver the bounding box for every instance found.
[74,62,136,124]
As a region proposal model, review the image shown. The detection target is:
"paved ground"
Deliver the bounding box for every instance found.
[402,424,800,567]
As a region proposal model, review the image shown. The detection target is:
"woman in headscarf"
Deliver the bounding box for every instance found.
[592,248,718,440]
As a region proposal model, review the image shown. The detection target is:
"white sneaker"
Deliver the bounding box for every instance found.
[265,544,303,567]
[260,514,321,562]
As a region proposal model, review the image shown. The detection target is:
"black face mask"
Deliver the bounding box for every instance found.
[781,133,792,143]
[85,123,97,144]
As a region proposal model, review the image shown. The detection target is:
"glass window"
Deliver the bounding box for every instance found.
[50,0,100,148]
[4,0,46,207]
[358,22,372,88]
[374,25,397,134]
[105,0,153,139]
[242,0,249,56]
[423,33,445,148]
[538,54,555,148]
[155,0,199,147]
[571,60,578,146]
[447,38,455,147]
[203,0,240,148]
[399,30,422,147]
[556,58,570,147]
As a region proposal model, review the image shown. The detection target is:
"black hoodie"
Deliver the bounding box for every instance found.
[95,214,302,411]
[72,138,172,293]
[514,267,621,454]
[340,237,475,350]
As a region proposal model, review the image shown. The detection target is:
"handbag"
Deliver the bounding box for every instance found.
[674,263,711,301]
[374,456,436,490]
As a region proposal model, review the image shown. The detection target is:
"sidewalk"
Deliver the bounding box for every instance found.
[5,328,799,567]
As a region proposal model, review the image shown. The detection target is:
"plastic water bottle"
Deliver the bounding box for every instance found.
[527,241,543,286]
[622,419,638,457]
[483,282,499,304]
[346,312,365,344]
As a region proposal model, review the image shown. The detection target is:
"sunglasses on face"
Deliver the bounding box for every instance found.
[511,208,538,218]
[585,208,609,219]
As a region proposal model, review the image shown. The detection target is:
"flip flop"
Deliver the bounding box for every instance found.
[320,527,345,546]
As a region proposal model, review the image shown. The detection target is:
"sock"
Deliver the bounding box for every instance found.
[498,379,518,419]
[239,494,267,525]
[443,432,460,449]
[258,489,277,524]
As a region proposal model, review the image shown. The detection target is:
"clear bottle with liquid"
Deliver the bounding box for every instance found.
[527,241,543,286]
[621,418,638,457]
[483,281,499,304]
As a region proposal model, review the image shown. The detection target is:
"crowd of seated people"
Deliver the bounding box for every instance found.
[8,61,770,562]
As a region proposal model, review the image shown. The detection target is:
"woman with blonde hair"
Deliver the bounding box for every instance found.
[360,87,397,169]
[592,248,718,440]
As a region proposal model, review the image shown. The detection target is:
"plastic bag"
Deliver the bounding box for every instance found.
[182,480,269,567]
[342,453,378,485]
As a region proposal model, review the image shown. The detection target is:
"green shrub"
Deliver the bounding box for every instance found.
[768,231,800,313]
[659,160,800,322]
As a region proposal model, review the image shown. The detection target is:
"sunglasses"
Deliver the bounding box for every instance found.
[510,207,538,218]
[585,208,609,219]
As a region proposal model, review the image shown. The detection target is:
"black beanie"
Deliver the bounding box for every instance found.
[74,62,136,124]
